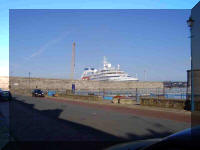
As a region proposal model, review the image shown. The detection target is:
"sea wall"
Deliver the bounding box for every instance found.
[7,76,164,91]
[140,97,186,110]
[57,94,103,101]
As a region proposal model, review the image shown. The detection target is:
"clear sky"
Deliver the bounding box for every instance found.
[1,0,199,80]
[10,9,191,81]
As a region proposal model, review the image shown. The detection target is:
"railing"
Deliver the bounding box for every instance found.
[78,87,185,96]
[11,87,188,101]
[52,87,187,101]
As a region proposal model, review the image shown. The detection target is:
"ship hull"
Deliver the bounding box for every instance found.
[82,76,138,81]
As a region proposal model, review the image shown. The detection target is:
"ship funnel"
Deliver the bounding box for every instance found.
[117,64,120,70]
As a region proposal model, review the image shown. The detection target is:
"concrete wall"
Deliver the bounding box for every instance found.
[193,70,200,100]
[58,94,103,101]
[140,97,186,110]
[0,76,9,90]
[9,76,164,90]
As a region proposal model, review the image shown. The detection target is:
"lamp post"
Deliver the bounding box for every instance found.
[187,16,195,111]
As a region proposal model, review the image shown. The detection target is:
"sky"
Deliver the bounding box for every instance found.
[1,0,200,81]
[10,9,191,81]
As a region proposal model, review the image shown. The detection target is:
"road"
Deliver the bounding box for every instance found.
[1,95,190,149]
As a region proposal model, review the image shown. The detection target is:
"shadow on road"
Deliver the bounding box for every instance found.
[3,97,173,150]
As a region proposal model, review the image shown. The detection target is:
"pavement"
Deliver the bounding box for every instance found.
[47,96,191,123]
[0,95,191,149]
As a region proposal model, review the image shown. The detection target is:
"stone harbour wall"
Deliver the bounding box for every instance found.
[8,76,164,91]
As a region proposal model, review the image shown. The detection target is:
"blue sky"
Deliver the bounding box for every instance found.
[1,0,200,80]
[10,9,191,81]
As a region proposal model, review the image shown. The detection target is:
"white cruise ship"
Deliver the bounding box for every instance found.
[81,57,138,81]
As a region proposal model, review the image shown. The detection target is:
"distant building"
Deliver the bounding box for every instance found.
[188,2,200,110]
[0,76,9,90]
[164,81,187,88]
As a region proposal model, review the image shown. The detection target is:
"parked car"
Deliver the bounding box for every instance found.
[106,126,200,150]
[0,91,12,101]
[32,89,45,97]
[0,88,3,94]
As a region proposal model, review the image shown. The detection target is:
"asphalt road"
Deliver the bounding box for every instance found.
[0,101,10,149]
[1,95,190,149]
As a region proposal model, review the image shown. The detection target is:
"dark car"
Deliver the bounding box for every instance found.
[0,91,12,101]
[32,89,45,97]
[106,126,200,150]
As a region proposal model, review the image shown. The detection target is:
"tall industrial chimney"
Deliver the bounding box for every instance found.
[71,42,75,80]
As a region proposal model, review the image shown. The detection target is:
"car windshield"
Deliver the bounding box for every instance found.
[35,89,42,93]
[1,91,9,97]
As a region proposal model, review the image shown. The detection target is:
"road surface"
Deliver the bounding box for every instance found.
[1,95,190,149]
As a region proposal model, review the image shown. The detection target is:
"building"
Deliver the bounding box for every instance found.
[188,2,200,111]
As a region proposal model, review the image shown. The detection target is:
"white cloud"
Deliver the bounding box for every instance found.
[25,31,70,61]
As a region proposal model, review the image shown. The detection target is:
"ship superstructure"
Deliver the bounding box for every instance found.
[81,57,138,81]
